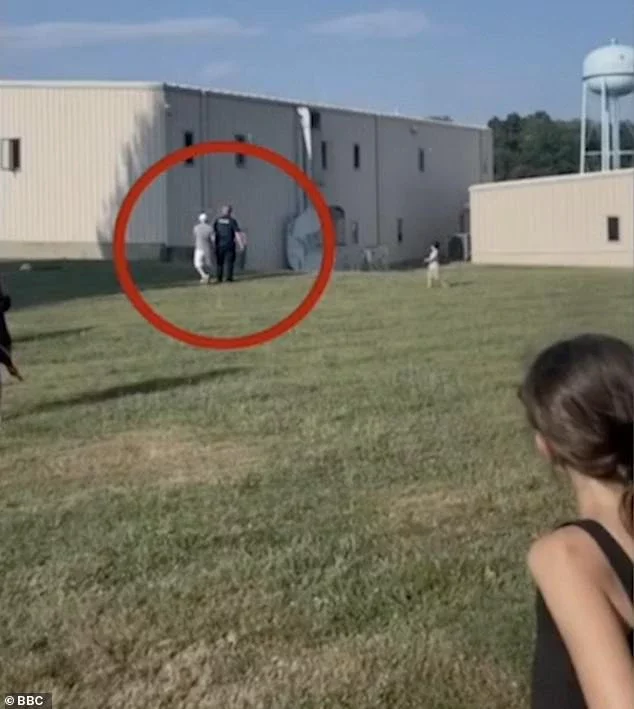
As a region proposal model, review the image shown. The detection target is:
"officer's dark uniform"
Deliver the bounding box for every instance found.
[212,214,241,283]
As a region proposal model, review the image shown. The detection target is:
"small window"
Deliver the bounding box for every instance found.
[397,218,404,243]
[11,139,21,171]
[235,134,247,167]
[183,131,195,165]
[1,138,21,172]
[353,144,360,170]
[351,220,359,245]
[310,111,321,130]
[321,141,328,170]
[607,216,620,242]
[418,148,425,172]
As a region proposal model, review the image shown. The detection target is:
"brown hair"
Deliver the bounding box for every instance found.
[519,333,634,535]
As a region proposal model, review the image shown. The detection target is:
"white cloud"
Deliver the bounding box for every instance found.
[200,61,239,82]
[1,17,263,50]
[309,9,430,39]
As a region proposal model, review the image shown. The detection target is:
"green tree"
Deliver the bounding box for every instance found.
[486,111,634,181]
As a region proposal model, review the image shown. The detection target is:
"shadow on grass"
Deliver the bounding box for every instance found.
[15,327,95,344]
[446,281,474,288]
[1,261,305,312]
[20,367,248,417]
[0,261,197,312]
[237,270,303,282]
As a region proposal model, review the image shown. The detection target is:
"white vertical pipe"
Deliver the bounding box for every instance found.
[580,81,588,173]
[601,79,609,171]
[611,98,621,169]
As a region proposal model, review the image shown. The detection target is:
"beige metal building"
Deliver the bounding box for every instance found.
[0,81,492,272]
[470,169,634,268]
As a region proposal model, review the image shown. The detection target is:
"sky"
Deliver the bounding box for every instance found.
[2,1,633,124]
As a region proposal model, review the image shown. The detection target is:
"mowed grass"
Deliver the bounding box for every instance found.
[0,262,632,708]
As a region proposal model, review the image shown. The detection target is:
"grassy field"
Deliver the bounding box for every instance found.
[0,262,631,708]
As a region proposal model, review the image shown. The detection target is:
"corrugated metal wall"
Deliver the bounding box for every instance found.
[313,110,378,268]
[164,87,205,249]
[163,91,298,272]
[376,117,491,264]
[0,84,168,259]
[470,169,634,268]
[0,83,491,268]
[203,94,298,273]
[162,89,490,271]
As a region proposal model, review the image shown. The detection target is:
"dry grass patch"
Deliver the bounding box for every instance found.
[42,627,525,709]
[201,630,524,709]
[1,428,262,490]
[378,477,573,545]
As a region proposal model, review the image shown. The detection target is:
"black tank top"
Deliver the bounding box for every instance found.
[531,519,634,709]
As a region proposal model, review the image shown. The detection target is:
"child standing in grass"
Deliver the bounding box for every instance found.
[518,333,633,709]
[424,241,446,288]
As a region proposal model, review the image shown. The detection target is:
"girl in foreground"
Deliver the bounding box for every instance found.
[519,333,633,709]
[0,277,23,421]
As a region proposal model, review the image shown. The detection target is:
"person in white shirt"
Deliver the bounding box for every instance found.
[424,241,446,288]
[192,213,213,284]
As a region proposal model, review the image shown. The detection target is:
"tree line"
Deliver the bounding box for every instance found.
[487,111,634,181]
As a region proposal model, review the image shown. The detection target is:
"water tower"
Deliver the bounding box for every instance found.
[580,39,634,172]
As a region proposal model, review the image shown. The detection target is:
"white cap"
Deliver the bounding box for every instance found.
[198,213,208,223]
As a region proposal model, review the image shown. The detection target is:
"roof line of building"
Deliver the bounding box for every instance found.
[469,167,634,191]
[0,79,489,132]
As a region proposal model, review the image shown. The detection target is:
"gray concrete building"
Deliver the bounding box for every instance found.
[0,81,492,271]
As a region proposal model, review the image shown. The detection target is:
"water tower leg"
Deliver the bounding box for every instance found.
[580,83,588,173]
[610,99,620,170]
[601,79,610,171]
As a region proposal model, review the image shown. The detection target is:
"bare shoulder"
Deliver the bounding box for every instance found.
[527,525,605,583]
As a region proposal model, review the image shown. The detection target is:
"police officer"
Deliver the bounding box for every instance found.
[212,205,244,283]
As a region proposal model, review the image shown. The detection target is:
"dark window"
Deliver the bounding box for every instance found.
[607,216,620,242]
[235,134,246,167]
[11,139,21,171]
[321,141,328,170]
[397,218,404,243]
[310,111,321,130]
[353,144,360,169]
[351,220,359,245]
[183,131,194,165]
[1,138,21,172]
[418,148,425,172]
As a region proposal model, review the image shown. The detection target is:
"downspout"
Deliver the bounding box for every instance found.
[374,115,381,246]
[161,83,171,260]
[478,130,483,183]
[199,90,205,213]
[297,106,312,211]
[294,110,303,215]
